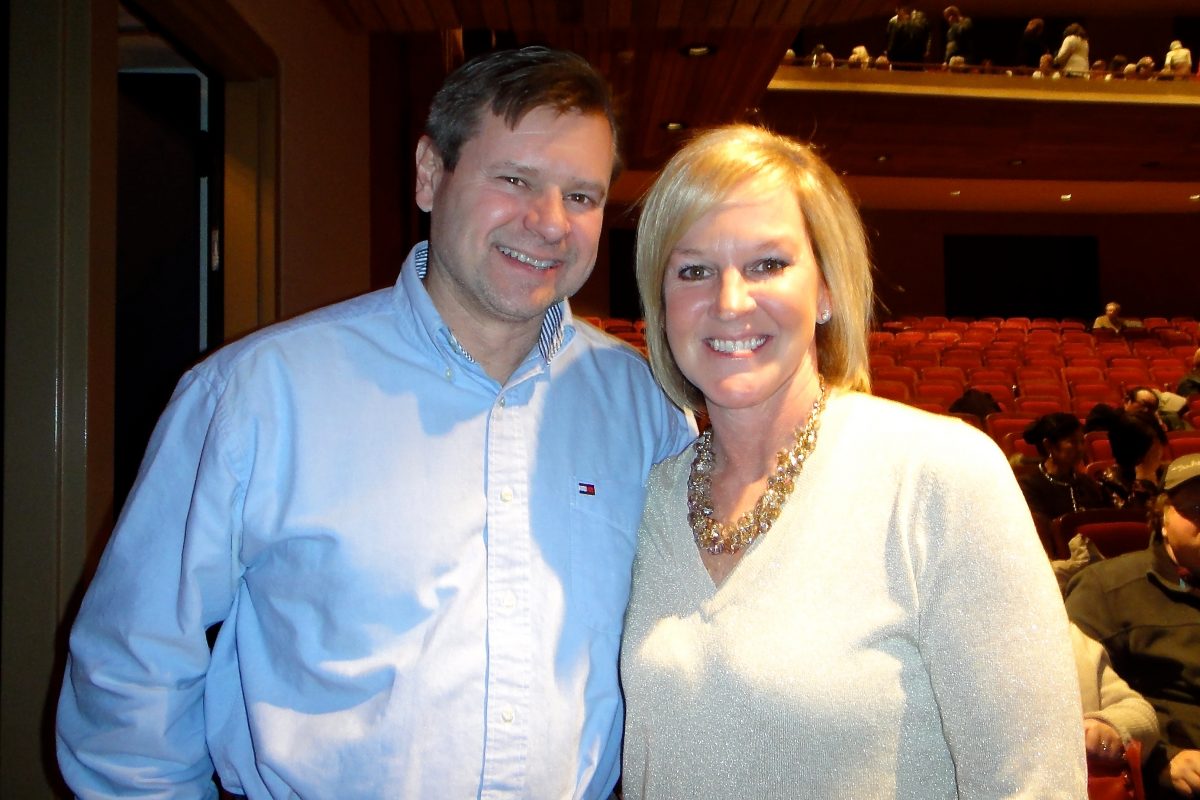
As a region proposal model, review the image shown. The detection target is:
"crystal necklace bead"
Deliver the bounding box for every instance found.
[686,376,828,555]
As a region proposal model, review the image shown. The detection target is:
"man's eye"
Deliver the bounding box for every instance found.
[501,176,526,187]
[565,192,597,207]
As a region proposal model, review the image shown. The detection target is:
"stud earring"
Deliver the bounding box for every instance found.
[818,308,832,324]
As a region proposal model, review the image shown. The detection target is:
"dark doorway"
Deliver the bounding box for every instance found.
[116,51,223,510]
[944,234,1099,319]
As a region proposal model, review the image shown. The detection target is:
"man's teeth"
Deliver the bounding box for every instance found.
[499,246,555,269]
[708,337,766,354]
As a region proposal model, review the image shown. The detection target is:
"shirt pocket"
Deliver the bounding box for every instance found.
[568,475,646,634]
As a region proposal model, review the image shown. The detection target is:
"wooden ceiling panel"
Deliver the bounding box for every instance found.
[448,0,488,29]
[397,0,435,30]
[506,0,536,31]
[320,0,1200,211]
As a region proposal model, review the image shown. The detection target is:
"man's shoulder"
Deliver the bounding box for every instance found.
[198,288,397,384]
[1067,548,1154,597]
[563,321,657,378]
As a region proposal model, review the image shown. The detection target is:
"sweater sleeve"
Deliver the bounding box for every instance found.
[1071,623,1160,750]
[56,369,242,799]
[911,426,1087,798]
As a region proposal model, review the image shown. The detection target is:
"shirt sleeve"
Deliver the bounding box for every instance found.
[912,429,1087,797]
[57,368,242,799]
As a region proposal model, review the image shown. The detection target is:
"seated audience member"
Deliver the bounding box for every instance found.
[1032,53,1060,79]
[1091,59,1107,76]
[1066,454,1200,798]
[1071,623,1160,760]
[848,45,871,68]
[1099,412,1166,511]
[1107,55,1130,79]
[1093,301,1127,332]
[1087,386,1173,436]
[1164,40,1193,77]
[1177,348,1200,398]
[1018,413,1107,521]
[948,387,1002,427]
[873,54,893,70]
[1136,56,1158,79]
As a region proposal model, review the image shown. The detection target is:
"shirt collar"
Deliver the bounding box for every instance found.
[408,241,572,364]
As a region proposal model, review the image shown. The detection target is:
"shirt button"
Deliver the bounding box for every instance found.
[500,487,514,503]
[499,591,516,610]
[501,707,515,723]
[498,395,506,408]
[444,368,453,381]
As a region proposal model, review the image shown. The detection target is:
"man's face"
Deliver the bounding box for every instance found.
[1124,391,1158,414]
[1164,485,1200,573]
[416,106,614,332]
[1106,303,1120,319]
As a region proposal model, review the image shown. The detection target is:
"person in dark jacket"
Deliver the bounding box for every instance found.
[1066,453,1200,798]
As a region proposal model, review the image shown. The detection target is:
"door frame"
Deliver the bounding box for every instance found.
[1,1,277,794]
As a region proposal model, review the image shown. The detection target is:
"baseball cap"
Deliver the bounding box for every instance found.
[1164,453,1200,494]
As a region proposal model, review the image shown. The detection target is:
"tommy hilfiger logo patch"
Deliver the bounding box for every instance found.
[578,483,596,496]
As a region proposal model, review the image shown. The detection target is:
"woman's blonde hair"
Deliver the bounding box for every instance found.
[635,124,873,412]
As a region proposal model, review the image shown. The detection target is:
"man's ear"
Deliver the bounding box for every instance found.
[415,136,443,212]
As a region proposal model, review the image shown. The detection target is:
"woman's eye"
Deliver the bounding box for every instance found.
[749,258,789,274]
[676,265,710,281]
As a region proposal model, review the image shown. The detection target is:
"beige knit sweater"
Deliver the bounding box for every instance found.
[621,391,1087,799]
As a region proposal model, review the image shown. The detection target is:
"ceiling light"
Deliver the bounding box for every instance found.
[949,190,961,197]
[1190,194,1200,201]
[876,155,889,163]
[681,44,715,58]
[1060,194,1072,202]
[662,121,686,132]
[1009,159,1024,166]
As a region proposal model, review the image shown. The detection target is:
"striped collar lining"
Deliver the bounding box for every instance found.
[414,243,568,364]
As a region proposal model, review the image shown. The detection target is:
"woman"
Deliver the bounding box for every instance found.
[1054,23,1091,76]
[1017,412,1107,522]
[1099,411,1165,511]
[621,125,1085,798]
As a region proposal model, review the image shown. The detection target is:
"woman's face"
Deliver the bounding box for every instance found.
[1046,431,1085,469]
[662,178,828,418]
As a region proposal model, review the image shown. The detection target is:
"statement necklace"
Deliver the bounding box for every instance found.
[687,376,828,555]
[1039,461,1080,513]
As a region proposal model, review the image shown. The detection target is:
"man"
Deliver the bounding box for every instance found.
[1177,347,1200,398]
[885,5,932,69]
[1066,454,1200,798]
[1093,301,1127,332]
[942,5,978,65]
[57,47,694,799]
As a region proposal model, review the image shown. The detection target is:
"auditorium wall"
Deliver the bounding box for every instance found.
[863,210,1200,320]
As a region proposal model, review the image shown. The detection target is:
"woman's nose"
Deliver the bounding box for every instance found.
[715,270,755,319]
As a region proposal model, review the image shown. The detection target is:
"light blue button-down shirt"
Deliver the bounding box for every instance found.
[58,242,695,799]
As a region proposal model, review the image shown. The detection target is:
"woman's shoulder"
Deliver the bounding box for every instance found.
[827,390,1009,478]
[831,390,995,446]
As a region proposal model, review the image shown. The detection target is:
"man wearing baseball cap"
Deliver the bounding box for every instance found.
[1067,453,1200,798]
